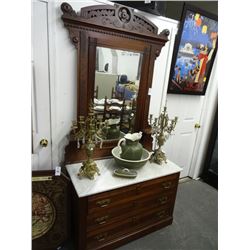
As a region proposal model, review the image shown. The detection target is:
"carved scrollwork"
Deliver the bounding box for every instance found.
[102,17,113,26]
[68,28,79,49]
[160,29,170,40]
[61,3,169,50]
[155,49,161,57]
[61,3,159,36]
[61,2,77,17]
[133,16,155,33]
[83,9,115,19]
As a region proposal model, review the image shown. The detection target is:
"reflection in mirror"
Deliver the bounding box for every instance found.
[94,47,142,141]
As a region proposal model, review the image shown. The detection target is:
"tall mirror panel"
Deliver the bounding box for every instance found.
[94,47,142,140]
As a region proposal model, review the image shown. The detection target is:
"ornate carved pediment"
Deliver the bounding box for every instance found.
[79,4,158,34]
[61,2,170,39]
[61,3,158,34]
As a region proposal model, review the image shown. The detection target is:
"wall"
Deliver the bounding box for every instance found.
[95,72,118,99]
[98,47,140,81]
[35,0,217,178]
[116,50,140,81]
[165,1,218,21]
[98,47,113,73]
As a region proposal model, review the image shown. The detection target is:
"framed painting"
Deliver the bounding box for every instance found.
[167,4,218,95]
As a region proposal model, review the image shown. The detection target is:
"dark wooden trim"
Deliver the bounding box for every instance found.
[201,107,218,189]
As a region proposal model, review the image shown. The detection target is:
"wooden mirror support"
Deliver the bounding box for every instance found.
[61,2,170,163]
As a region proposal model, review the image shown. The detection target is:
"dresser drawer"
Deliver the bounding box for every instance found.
[88,173,179,214]
[86,206,172,250]
[87,191,175,232]
[87,216,133,250]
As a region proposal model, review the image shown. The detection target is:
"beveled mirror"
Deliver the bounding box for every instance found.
[61,2,169,163]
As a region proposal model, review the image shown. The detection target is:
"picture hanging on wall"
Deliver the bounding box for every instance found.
[167,4,218,95]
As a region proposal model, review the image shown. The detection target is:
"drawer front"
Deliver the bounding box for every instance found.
[86,206,172,250]
[87,191,175,232]
[88,173,179,215]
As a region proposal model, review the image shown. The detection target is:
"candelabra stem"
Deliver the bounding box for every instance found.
[149,106,177,165]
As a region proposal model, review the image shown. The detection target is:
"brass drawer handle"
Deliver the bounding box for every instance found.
[162,181,171,189]
[96,198,111,208]
[158,196,168,205]
[157,210,167,219]
[95,233,108,242]
[95,215,109,225]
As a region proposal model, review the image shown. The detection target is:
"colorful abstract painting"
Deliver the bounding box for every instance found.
[168,4,218,95]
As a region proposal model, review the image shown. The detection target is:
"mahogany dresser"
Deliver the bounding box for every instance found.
[66,159,182,250]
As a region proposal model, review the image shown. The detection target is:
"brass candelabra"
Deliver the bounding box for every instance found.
[149,107,178,165]
[71,102,102,180]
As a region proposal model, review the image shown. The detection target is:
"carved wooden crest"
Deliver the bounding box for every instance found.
[61,2,169,48]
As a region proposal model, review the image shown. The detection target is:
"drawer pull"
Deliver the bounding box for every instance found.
[157,210,167,219]
[95,215,109,225]
[96,199,110,208]
[162,181,171,189]
[158,196,168,205]
[95,233,108,242]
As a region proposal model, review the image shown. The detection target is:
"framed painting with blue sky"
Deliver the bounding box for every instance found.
[168,4,218,95]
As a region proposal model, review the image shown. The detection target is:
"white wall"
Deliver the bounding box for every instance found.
[36,0,217,178]
[98,47,140,81]
[98,47,113,73]
[116,50,140,81]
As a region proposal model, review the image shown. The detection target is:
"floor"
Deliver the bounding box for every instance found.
[62,179,218,250]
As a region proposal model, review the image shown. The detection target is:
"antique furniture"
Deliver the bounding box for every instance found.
[61,2,181,250]
[61,2,170,163]
[66,159,182,250]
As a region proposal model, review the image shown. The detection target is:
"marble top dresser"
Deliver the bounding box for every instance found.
[66,158,182,250]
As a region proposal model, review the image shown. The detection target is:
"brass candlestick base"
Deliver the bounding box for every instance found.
[78,142,100,180]
[150,147,167,165]
[78,159,100,180]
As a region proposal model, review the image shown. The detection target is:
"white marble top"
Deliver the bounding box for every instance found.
[66,158,182,198]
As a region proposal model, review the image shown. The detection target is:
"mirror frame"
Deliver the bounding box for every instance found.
[61,2,169,163]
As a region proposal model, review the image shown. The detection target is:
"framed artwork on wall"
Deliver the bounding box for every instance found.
[167,4,218,95]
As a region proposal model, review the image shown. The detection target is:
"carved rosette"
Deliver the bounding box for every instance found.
[118,7,131,23]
